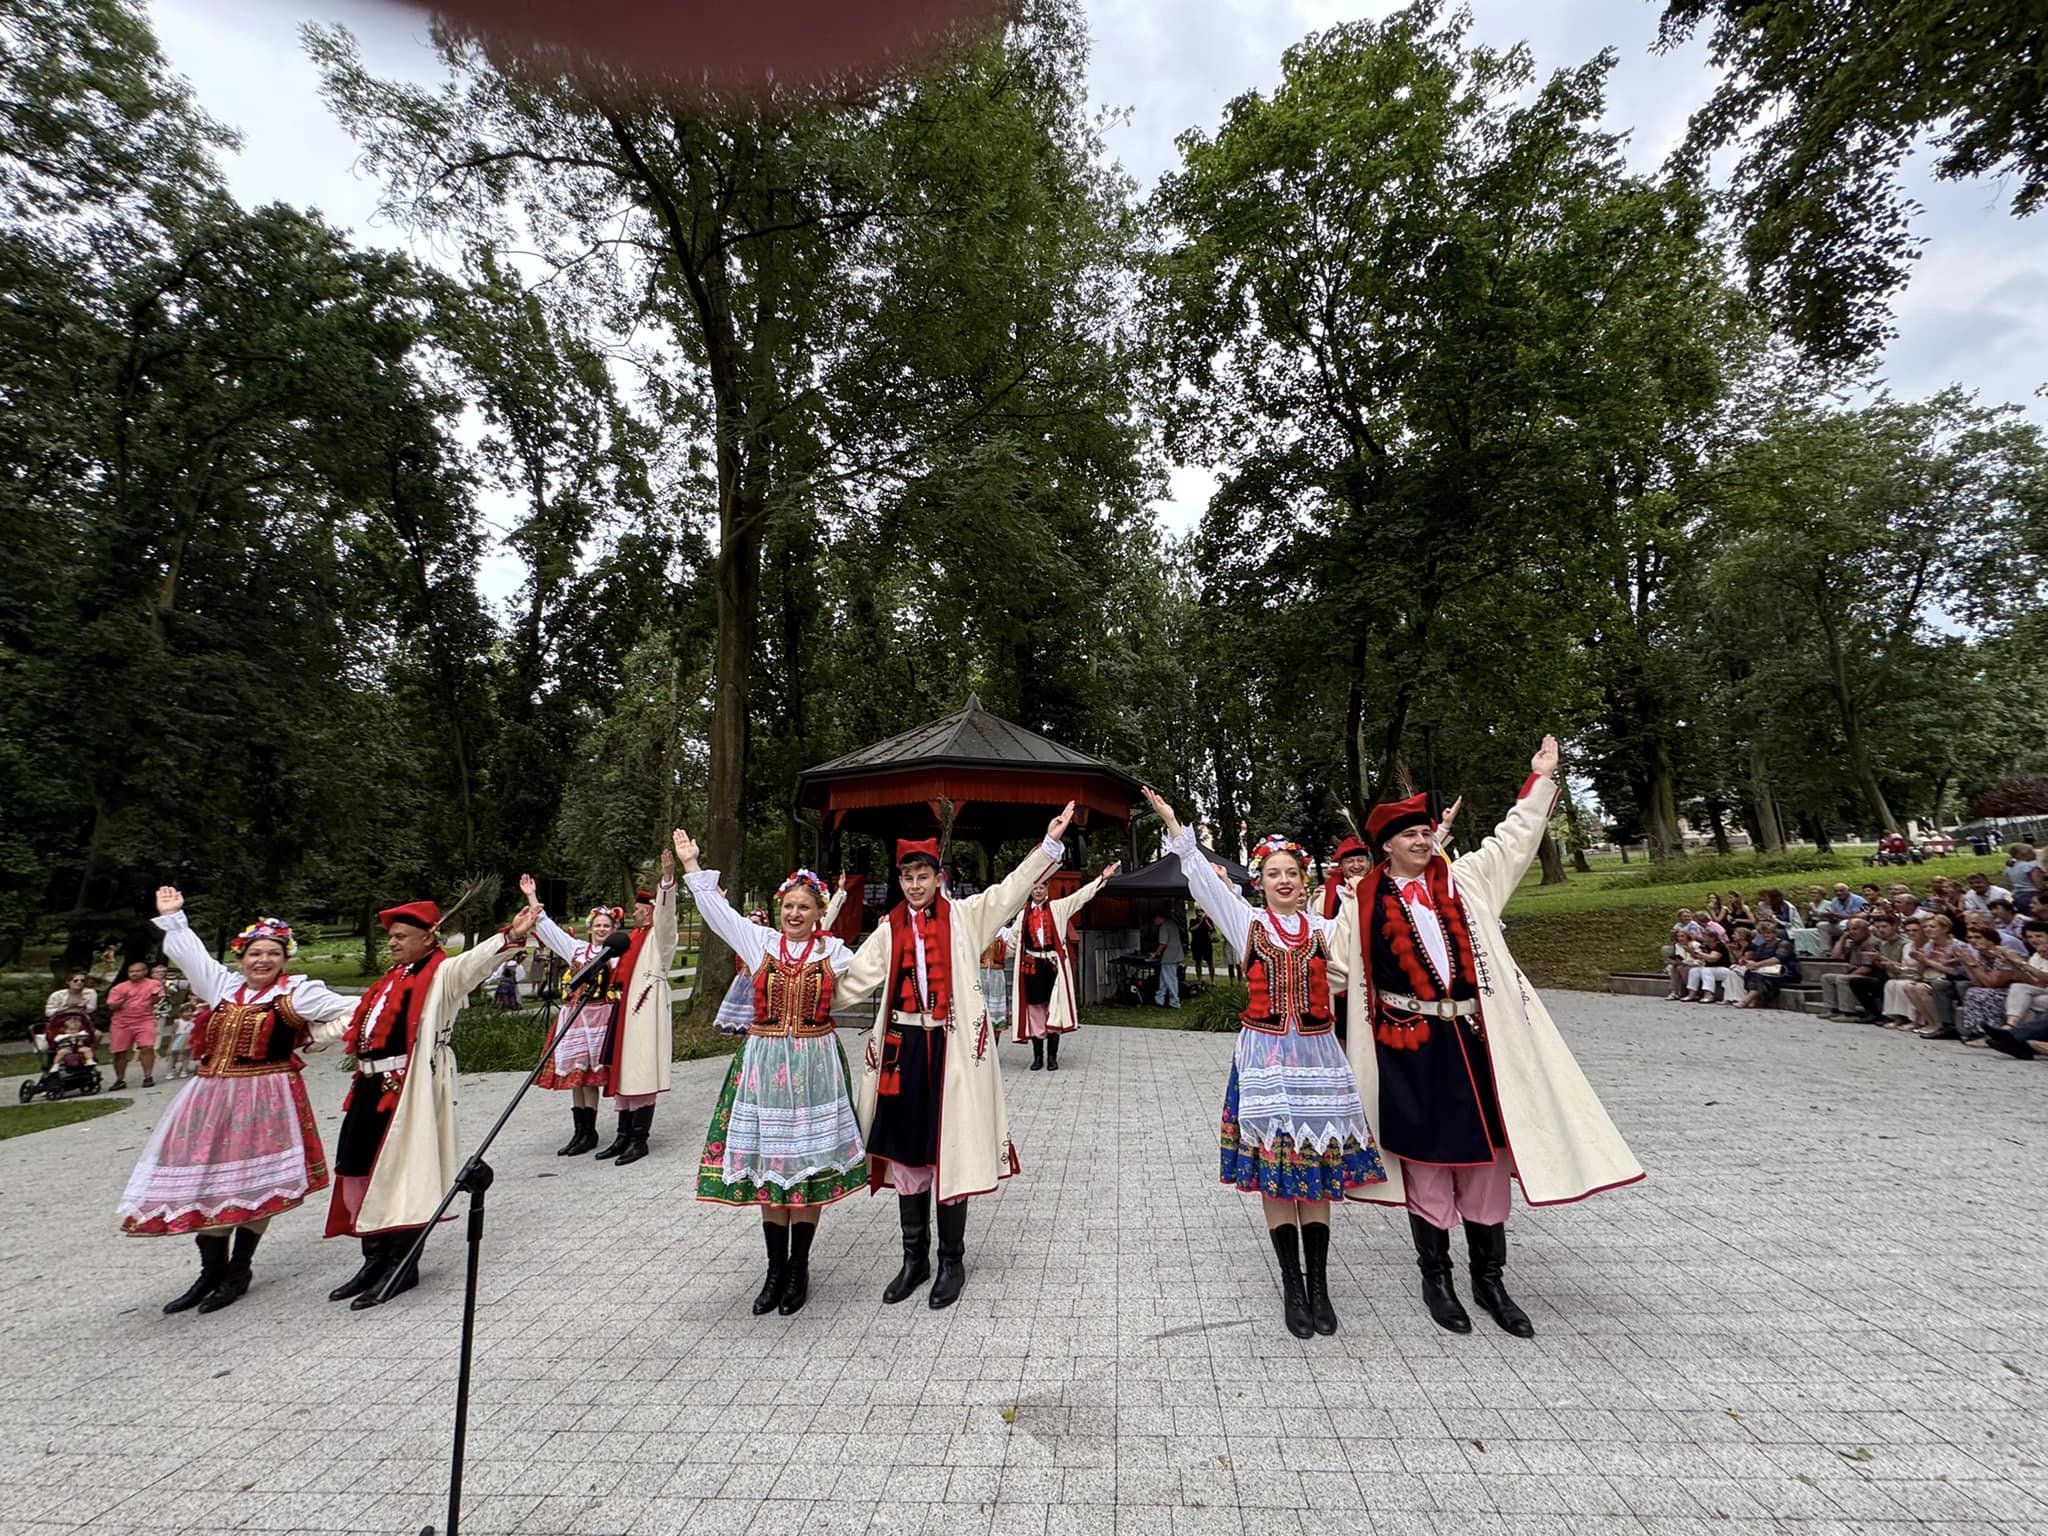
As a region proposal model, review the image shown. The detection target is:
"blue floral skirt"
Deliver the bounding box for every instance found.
[1219,1061,1386,1200]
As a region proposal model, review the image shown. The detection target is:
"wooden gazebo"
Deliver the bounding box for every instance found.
[798,695,1139,876]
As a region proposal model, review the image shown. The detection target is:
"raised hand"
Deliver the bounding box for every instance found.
[1101,861,1122,881]
[659,847,675,882]
[837,873,853,892]
[1435,796,1464,850]
[155,885,184,916]
[1046,799,1077,842]
[507,904,541,943]
[1140,786,1184,840]
[518,873,538,904]
[673,829,701,871]
[1532,735,1560,779]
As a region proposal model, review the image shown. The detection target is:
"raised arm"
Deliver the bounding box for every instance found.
[681,870,770,972]
[1449,737,1562,914]
[151,888,235,1006]
[822,876,849,931]
[1144,787,1256,961]
[652,848,678,965]
[516,874,584,965]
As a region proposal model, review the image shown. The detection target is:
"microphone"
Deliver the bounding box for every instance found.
[566,928,631,993]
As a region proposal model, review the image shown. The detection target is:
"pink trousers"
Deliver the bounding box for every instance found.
[1018,1005,1049,1040]
[614,1092,656,1110]
[885,1162,968,1206]
[1402,1155,1514,1230]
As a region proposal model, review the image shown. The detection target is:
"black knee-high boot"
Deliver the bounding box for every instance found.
[1030,1038,1045,1071]
[328,1235,388,1303]
[883,1191,932,1303]
[198,1227,262,1313]
[753,1222,790,1315]
[1301,1222,1338,1336]
[164,1232,229,1314]
[615,1105,654,1166]
[353,1231,420,1310]
[779,1221,816,1315]
[594,1110,633,1159]
[1464,1221,1534,1337]
[1408,1214,1471,1334]
[1045,1034,1060,1072]
[929,1200,968,1309]
[558,1104,598,1156]
[1268,1225,1314,1340]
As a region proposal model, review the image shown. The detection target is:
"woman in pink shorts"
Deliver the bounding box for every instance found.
[106,960,166,1088]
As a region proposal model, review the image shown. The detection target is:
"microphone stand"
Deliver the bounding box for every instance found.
[378,959,600,1536]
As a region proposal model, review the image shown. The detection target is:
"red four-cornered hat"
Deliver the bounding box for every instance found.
[1330,835,1368,862]
[378,900,441,931]
[1364,793,1435,847]
[895,838,942,866]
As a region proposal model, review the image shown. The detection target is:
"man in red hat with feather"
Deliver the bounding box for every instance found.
[325,895,541,1308]
[1340,737,1642,1338]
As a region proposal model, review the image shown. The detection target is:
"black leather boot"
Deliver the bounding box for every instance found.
[164,1233,228,1314]
[1045,1034,1060,1072]
[1408,1214,1471,1334]
[1301,1222,1338,1336]
[558,1104,597,1156]
[328,1236,389,1303]
[1030,1038,1045,1071]
[1269,1224,1314,1339]
[929,1199,968,1309]
[779,1221,816,1315]
[883,1190,933,1303]
[594,1110,634,1159]
[1464,1221,1535,1338]
[615,1105,654,1166]
[753,1221,790,1315]
[198,1227,261,1313]
[354,1232,419,1309]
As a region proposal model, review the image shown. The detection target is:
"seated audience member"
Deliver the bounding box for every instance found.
[1982,921,2048,1060]
[2004,844,2039,894]
[1881,917,1929,1026]
[1756,888,1800,930]
[1905,915,1970,1039]
[1889,886,1924,923]
[2017,865,2048,916]
[1804,885,1829,922]
[1723,893,1755,929]
[1675,908,1703,936]
[1703,892,1728,930]
[1689,929,1741,1005]
[1987,898,2027,954]
[1860,882,1884,910]
[1965,870,2013,915]
[1956,925,2034,1045]
[1665,925,1704,1000]
[1735,920,1800,1009]
[1850,915,1907,1024]
[1819,919,1879,1021]
[1815,884,1867,947]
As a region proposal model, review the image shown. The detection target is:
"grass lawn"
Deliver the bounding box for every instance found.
[0,1096,128,1140]
[1502,845,2014,990]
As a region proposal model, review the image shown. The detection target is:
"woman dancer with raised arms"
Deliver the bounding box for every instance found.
[519,876,626,1157]
[677,833,866,1315]
[1142,787,1386,1339]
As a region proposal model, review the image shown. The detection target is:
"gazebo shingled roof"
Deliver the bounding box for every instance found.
[798,694,1139,852]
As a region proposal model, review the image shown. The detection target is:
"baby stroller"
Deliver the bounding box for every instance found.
[20,1010,103,1101]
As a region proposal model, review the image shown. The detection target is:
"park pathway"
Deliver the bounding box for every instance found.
[2,996,2045,1535]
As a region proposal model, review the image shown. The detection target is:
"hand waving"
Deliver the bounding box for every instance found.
[1046,800,1077,841]
[518,873,538,904]
[155,885,184,916]
[1531,735,1560,779]
[672,829,701,872]
[1140,786,1184,840]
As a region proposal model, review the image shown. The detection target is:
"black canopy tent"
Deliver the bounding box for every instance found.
[1102,846,1254,898]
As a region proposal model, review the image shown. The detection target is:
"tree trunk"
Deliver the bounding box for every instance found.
[1747,744,1784,852]
[1815,593,1901,835]
[1560,779,1593,873]
[1644,743,1684,859]
[1343,631,1369,827]
[1703,793,1732,856]
[1537,833,1566,886]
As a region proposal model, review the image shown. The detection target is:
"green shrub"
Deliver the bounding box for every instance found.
[1185,981,1249,1033]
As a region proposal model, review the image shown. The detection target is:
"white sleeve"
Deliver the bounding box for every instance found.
[1165,826,1253,963]
[821,934,857,977]
[282,976,354,1024]
[153,912,235,1007]
[531,910,582,966]
[822,889,848,929]
[684,870,770,972]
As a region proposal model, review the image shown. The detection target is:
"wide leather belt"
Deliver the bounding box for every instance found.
[1380,992,1478,1019]
[356,1053,409,1074]
[893,1012,947,1031]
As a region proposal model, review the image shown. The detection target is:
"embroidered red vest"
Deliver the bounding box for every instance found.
[1240,916,1333,1035]
[887,899,954,1021]
[750,937,836,1036]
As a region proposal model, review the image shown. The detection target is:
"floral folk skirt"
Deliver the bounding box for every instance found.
[1219,1025,1385,1200]
[118,1068,328,1235]
[697,1031,867,1208]
[535,996,614,1090]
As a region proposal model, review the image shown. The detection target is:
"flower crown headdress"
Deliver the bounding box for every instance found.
[1250,834,1309,873]
[586,906,625,928]
[776,869,830,904]
[230,917,298,958]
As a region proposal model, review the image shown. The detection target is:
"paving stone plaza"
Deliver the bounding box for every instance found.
[4,993,2045,1536]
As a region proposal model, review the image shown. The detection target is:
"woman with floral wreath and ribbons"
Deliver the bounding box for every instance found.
[1142,787,1386,1341]
[519,876,629,1157]
[118,887,355,1315]
[677,834,866,1316]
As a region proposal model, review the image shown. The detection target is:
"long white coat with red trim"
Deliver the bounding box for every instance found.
[835,839,1063,1203]
[1003,871,1109,1043]
[1338,778,1644,1210]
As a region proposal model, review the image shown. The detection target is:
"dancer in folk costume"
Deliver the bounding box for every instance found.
[1320,836,1370,1040]
[711,883,850,1034]
[1144,786,1386,1340]
[589,858,682,1165]
[1341,736,1642,1338]
[679,838,865,1315]
[521,878,628,1156]
[1001,862,1119,1071]
[325,896,541,1309]
[119,887,355,1314]
[832,802,1076,1308]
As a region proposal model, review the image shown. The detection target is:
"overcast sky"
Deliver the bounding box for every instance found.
[148,0,2048,591]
